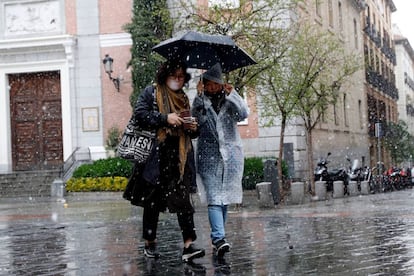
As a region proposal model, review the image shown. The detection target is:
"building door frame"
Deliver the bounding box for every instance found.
[0,60,72,172]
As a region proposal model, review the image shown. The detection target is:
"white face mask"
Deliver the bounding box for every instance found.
[166,79,183,91]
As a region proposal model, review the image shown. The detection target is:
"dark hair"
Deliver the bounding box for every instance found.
[156,59,191,85]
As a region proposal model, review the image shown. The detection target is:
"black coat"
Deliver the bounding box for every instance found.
[123,85,198,213]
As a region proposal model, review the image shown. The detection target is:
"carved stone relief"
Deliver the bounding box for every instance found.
[5,0,61,36]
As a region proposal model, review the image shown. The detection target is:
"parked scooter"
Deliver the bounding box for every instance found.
[347,158,364,182]
[314,152,349,193]
[346,158,365,191]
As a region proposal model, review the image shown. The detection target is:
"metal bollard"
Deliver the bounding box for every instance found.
[263,159,279,204]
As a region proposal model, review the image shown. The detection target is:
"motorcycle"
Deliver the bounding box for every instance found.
[384,166,408,191]
[314,152,349,193]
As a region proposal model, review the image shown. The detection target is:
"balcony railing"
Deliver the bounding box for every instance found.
[365,69,399,100]
[364,22,396,64]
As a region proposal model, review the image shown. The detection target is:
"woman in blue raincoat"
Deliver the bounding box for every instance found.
[191,63,249,259]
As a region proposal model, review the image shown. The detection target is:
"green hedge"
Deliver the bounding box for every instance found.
[242,157,289,190]
[67,156,286,192]
[242,157,264,190]
[72,157,133,178]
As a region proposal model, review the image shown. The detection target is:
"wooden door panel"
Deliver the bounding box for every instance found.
[14,122,38,170]
[9,71,63,171]
[41,100,61,118]
[15,101,36,119]
[42,120,63,165]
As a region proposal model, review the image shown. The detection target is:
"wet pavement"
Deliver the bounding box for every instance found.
[2,190,414,275]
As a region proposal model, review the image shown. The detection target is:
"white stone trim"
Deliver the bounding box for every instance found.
[99,33,132,48]
[0,34,74,49]
[0,59,72,172]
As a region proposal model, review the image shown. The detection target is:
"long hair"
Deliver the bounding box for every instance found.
[156,59,191,85]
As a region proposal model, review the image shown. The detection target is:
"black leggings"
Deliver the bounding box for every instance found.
[142,201,197,243]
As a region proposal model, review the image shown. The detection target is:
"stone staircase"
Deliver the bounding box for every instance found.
[0,170,61,198]
[0,147,109,198]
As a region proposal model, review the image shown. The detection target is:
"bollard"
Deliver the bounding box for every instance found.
[256,182,273,208]
[360,181,369,195]
[348,181,359,196]
[314,181,326,200]
[333,181,344,198]
[51,179,66,198]
[289,182,305,205]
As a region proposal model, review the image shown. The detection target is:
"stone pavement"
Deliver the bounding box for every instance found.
[2,190,414,275]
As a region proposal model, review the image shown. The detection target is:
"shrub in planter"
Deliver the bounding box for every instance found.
[72,157,133,178]
[242,157,289,191]
[243,157,264,190]
[66,176,128,192]
[67,157,132,192]
[106,126,121,150]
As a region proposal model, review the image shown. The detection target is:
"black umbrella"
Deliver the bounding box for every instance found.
[152,31,257,73]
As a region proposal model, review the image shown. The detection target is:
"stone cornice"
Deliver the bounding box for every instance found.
[0,35,76,66]
[99,33,132,48]
[0,34,75,50]
[395,37,414,63]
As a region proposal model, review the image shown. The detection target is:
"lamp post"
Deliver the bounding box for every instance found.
[102,54,120,92]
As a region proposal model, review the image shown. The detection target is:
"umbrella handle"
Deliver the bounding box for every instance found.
[197,76,204,97]
[201,77,206,115]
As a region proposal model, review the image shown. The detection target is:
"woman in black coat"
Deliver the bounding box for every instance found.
[123,60,204,262]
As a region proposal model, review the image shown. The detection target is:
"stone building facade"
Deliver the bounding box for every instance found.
[246,0,370,179]
[394,34,414,136]
[0,0,133,172]
[363,0,398,168]
[0,0,408,180]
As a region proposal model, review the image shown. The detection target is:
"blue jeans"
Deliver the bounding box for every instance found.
[208,204,228,244]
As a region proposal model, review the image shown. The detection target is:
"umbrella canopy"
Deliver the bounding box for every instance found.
[152,31,257,73]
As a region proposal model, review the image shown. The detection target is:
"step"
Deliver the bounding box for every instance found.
[0,170,61,198]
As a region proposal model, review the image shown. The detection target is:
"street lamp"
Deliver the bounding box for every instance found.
[102,54,121,92]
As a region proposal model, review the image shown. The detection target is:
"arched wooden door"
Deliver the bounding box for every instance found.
[9,71,63,171]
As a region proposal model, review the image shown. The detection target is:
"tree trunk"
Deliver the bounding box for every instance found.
[278,116,286,201]
[306,125,315,195]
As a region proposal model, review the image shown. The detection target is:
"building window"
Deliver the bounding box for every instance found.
[338,1,343,32]
[358,99,362,129]
[328,0,333,28]
[364,45,369,67]
[316,0,322,17]
[370,49,375,70]
[343,93,348,127]
[375,54,380,72]
[353,19,358,49]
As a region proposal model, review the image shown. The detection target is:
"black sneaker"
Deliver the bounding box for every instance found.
[213,239,230,258]
[184,261,206,275]
[144,243,160,258]
[214,257,231,275]
[182,244,205,262]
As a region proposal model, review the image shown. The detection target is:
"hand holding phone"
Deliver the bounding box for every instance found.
[197,79,204,96]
